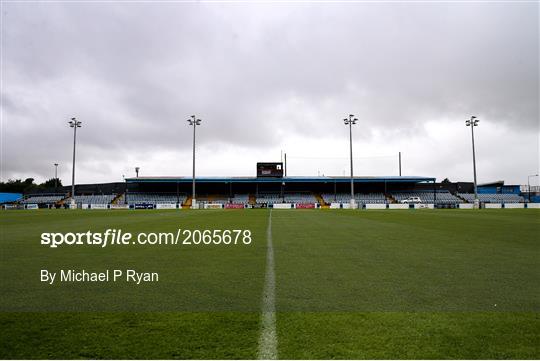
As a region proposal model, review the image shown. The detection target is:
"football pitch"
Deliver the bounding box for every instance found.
[1,209,539,359]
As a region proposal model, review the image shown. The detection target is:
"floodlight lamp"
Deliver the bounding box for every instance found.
[353,118,358,121]
[349,114,354,118]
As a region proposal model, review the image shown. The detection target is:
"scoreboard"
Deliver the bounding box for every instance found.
[257,162,284,178]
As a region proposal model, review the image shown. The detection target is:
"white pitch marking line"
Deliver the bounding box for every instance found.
[258,210,278,360]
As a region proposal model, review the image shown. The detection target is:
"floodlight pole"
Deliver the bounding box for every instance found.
[187,115,202,208]
[68,117,81,205]
[54,163,58,190]
[466,116,479,208]
[344,114,358,209]
[528,174,538,202]
[398,152,402,176]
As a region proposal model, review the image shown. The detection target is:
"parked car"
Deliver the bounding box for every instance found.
[401,196,422,204]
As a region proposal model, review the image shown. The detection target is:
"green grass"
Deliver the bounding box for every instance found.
[0,312,260,359]
[1,209,539,359]
[277,312,539,359]
[272,210,539,311]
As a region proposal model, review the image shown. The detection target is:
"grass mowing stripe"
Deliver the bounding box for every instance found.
[258,210,278,360]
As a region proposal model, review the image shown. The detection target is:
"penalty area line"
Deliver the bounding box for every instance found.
[258,209,277,360]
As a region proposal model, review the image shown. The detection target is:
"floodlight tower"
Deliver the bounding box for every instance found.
[344,114,358,209]
[54,163,59,189]
[68,117,82,205]
[528,174,538,202]
[135,167,140,178]
[465,116,480,208]
[187,115,202,208]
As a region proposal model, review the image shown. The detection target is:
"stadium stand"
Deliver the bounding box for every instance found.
[392,190,462,205]
[356,193,387,204]
[322,193,343,203]
[256,192,316,204]
[321,193,387,204]
[21,195,64,204]
[256,193,285,205]
[203,199,229,204]
[458,193,524,203]
[231,194,250,204]
[115,194,126,204]
[71,194,116,204]
[122,193,187,204]
[196,195,229,204]
[284,193,317,203]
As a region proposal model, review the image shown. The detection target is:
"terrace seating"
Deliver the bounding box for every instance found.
[284,193,317,203]
[321,193,349,203]
[256,193,284,205]
[256,192,316,204]
[123,193,187,205]
[21,195,64,204]
[355,193,387,204]
[231,194,250,203]
[457,193,524,203]
[72,194,116,204]
[321,193,387,205]
[392,191,462,205]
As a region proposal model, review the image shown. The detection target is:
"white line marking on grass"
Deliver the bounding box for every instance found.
[258,210,278,360]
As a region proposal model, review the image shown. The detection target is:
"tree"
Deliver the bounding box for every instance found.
[0,179,38,193]
[41,178,62,188]
[0,177,65,193]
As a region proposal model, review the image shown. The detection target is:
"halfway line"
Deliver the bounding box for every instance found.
[257,210,277,359]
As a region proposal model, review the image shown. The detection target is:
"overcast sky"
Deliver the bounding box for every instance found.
[1,1,538,186]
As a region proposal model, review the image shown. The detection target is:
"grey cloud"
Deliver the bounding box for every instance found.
[1,2,538,184]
